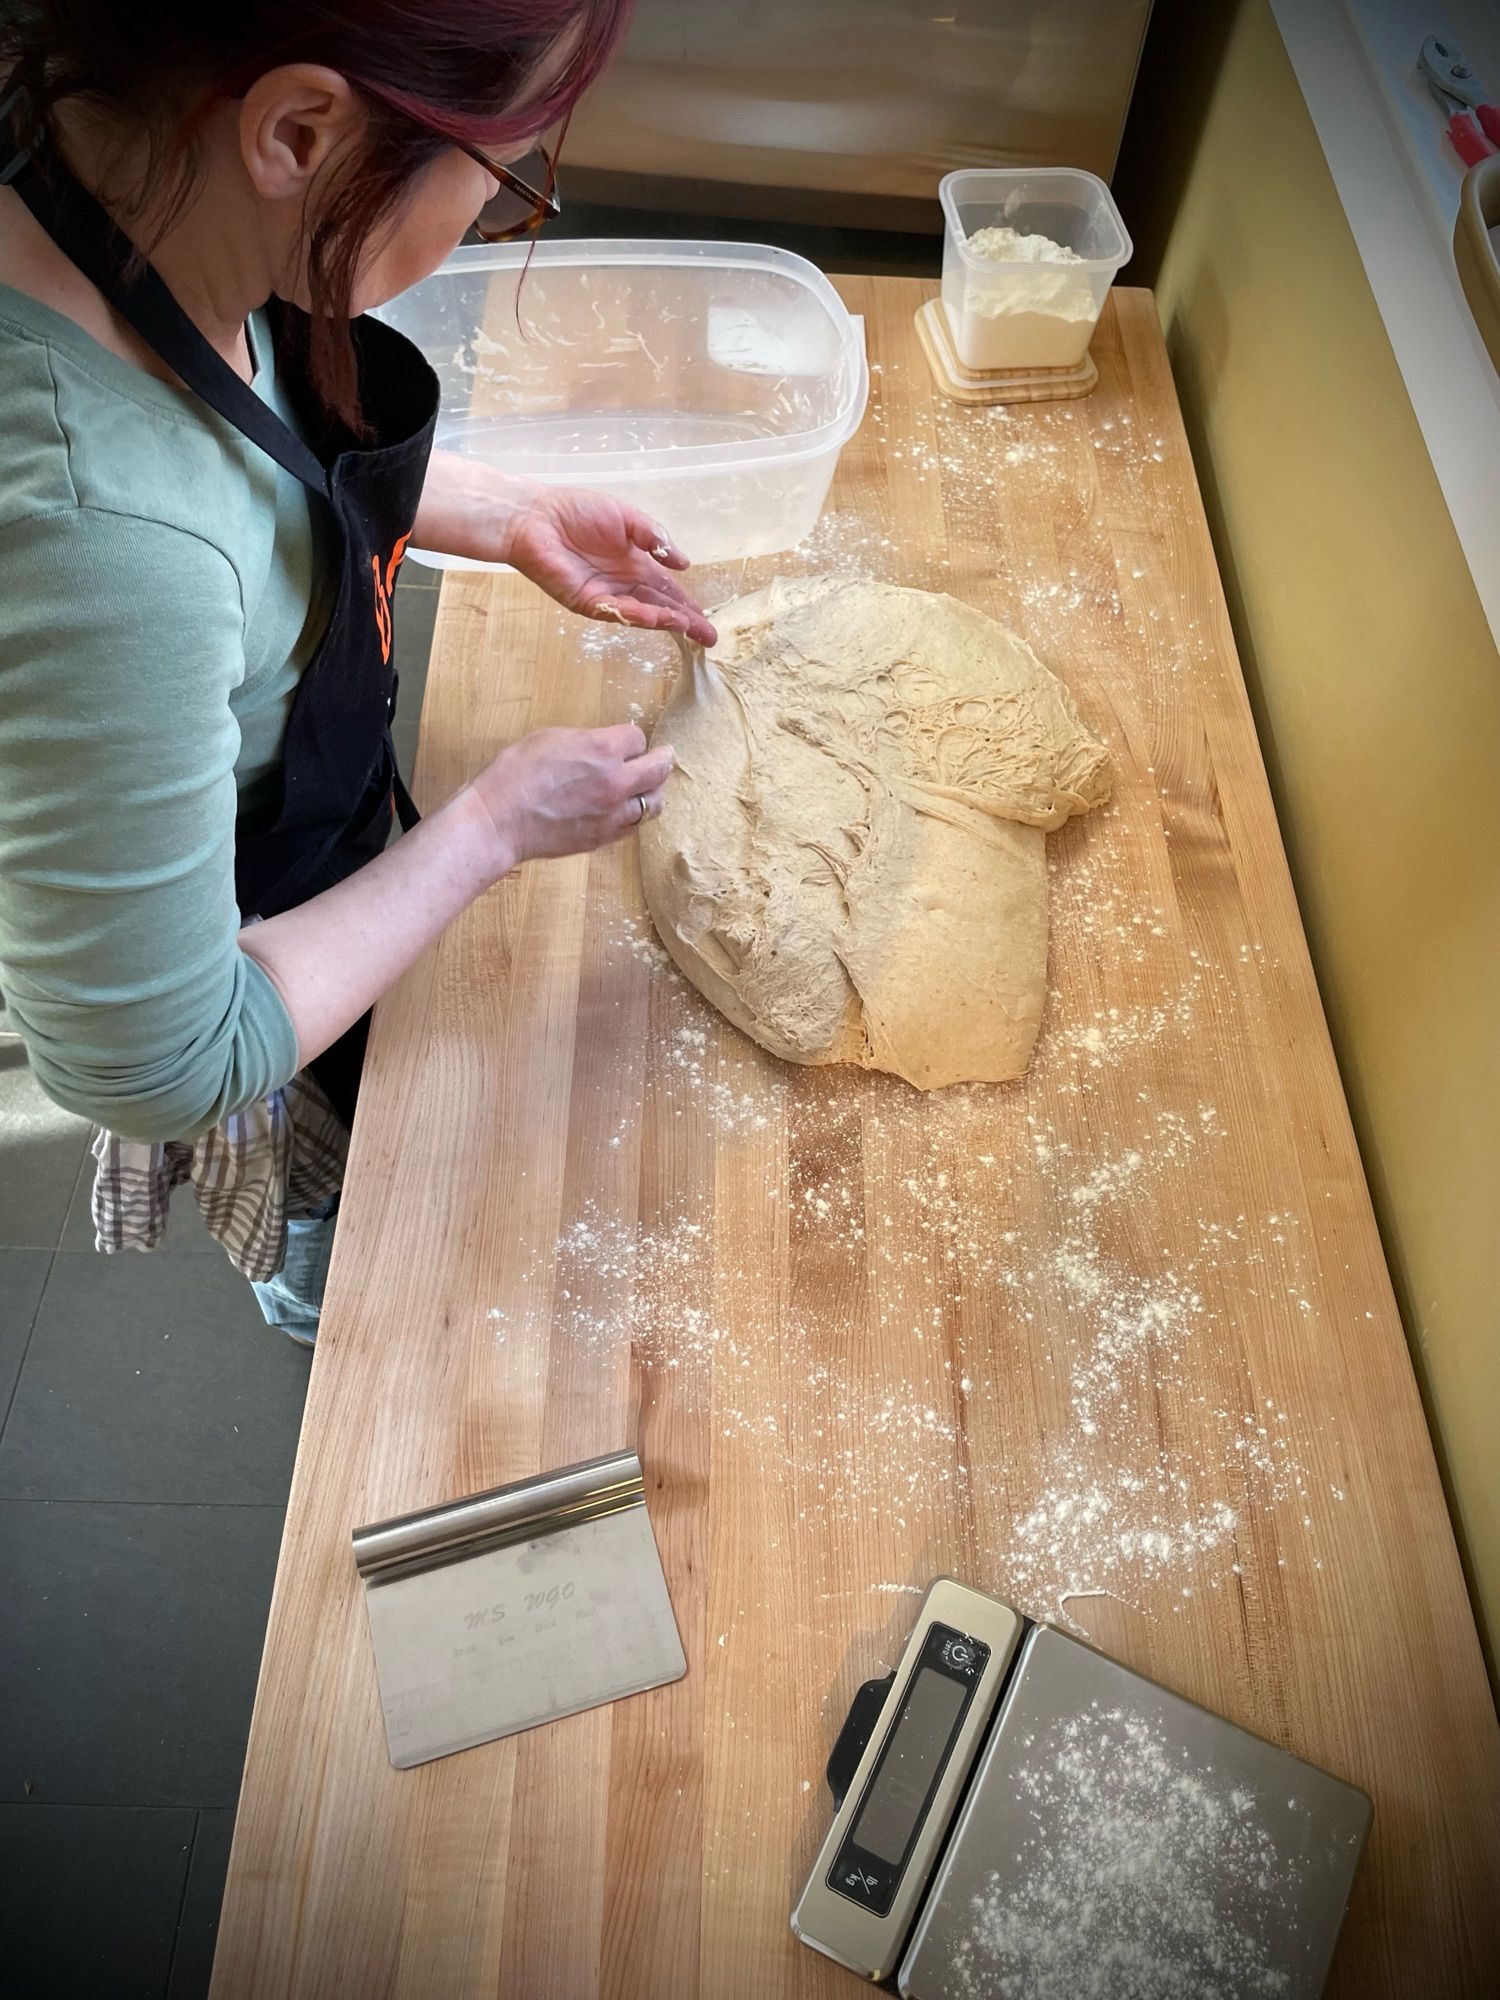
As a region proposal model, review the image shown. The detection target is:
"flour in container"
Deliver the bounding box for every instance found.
[955,225,1099,372]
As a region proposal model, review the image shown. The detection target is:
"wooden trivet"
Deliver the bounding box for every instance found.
[915,297,1098,405]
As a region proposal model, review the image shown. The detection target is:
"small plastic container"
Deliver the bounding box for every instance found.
[938,168,1132,374]
[374,239,868,570]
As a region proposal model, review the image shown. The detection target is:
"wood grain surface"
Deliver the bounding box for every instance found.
[210,283,1500,1998]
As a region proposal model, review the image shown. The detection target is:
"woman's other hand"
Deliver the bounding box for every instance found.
[242,723,672,1076]
[500,483,718,646]
[467,722,674,870]
[411,454,717,646]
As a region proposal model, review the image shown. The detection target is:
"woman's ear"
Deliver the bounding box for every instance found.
[238,64,365,199]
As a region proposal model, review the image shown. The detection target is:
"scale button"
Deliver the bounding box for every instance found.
[946,1640,976,1668]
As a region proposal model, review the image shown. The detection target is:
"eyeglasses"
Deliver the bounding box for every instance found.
[453,137,561,244]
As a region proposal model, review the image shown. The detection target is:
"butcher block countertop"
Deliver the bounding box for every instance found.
[210,282,1500,1997]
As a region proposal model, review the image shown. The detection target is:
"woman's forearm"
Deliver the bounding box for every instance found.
[411,451,529,564]
[238,720,674,1072]
[238,783,510,1068]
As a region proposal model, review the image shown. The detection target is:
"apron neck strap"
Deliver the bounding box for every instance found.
[3,99,332,497]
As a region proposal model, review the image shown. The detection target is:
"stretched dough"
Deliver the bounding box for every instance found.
[639,577,1110,1089]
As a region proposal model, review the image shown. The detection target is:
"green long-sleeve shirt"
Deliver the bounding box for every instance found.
[0,285,331,1141]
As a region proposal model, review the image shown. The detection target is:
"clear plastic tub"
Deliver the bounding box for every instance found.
[374,239,868,570]
[939,168,1132,373]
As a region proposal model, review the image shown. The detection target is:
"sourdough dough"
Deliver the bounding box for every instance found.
[639,577,1110,1090]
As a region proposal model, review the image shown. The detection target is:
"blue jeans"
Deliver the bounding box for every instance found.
[249,1202,338,1345]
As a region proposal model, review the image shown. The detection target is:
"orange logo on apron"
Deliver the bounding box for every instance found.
[371,531,412,665]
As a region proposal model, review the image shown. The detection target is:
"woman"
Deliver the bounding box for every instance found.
[0,1,715,1338]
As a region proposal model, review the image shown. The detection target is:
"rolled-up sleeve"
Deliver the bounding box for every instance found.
[0,507,300,1140]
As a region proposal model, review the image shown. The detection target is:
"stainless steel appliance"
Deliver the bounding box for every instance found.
[564,0,1154,232]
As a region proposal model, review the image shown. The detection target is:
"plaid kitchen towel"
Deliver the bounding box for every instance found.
[89,1070,348,1283]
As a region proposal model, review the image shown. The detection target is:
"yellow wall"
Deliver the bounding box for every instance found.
[1133,0,1500,1676]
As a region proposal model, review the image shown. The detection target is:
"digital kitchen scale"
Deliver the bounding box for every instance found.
[793,1580,1371,1997]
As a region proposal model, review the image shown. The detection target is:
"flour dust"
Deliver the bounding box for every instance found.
[486,332,1351,1629]
[949,1702,1310,2000]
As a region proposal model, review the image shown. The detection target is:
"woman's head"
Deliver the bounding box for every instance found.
[0,1,632,424]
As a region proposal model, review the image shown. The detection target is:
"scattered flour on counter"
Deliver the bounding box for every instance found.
[486,1064,1331,1612]
[518,1203,724,1373]
[950,1703,1305,2000]
[780,507,905,585]
[1045,818,1169,972]
[1047,979,1206,1072]
[602,910,679,975]
[490,1190,975,1532]
[1052,1237,1203,1438]
[487,568,1343,1620]
[660,1025,783,1135]
[987,1112,1316,1612]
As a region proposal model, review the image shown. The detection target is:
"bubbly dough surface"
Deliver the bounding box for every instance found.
[639,577,1110,1089]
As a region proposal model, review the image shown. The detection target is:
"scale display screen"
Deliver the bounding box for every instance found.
[828,1622,990,1915]
[854,1670,968,1863]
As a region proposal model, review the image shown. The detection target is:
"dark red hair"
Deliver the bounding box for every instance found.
[1,1,633,424]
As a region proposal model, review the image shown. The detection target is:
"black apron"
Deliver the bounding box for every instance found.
[4,115,439,1129]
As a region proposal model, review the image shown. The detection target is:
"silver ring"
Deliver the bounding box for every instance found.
[634,793,648,824]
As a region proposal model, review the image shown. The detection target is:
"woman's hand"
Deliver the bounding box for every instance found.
[500,484,718,646]
[412,454,718,646]
[242,725,672,1075]
[467,723,674,871]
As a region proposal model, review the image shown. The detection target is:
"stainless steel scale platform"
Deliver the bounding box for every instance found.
[794,1579,1371,1997]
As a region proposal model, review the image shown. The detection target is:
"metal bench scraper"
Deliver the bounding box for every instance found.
[353,1448,686,1769]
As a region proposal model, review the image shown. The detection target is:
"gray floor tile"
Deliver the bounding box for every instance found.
[0,1246,50,1423]
[0,1043,90,1248]
[396,567,439,638]
[391,574,435,792]
[0,1801,195,2000]
[391,718,421,776]
[0,1251,308,1505]
[0,1500,284,1808]
[166,1809,235,2000]
[61,1168,222,1255]
[395,579,436,714]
